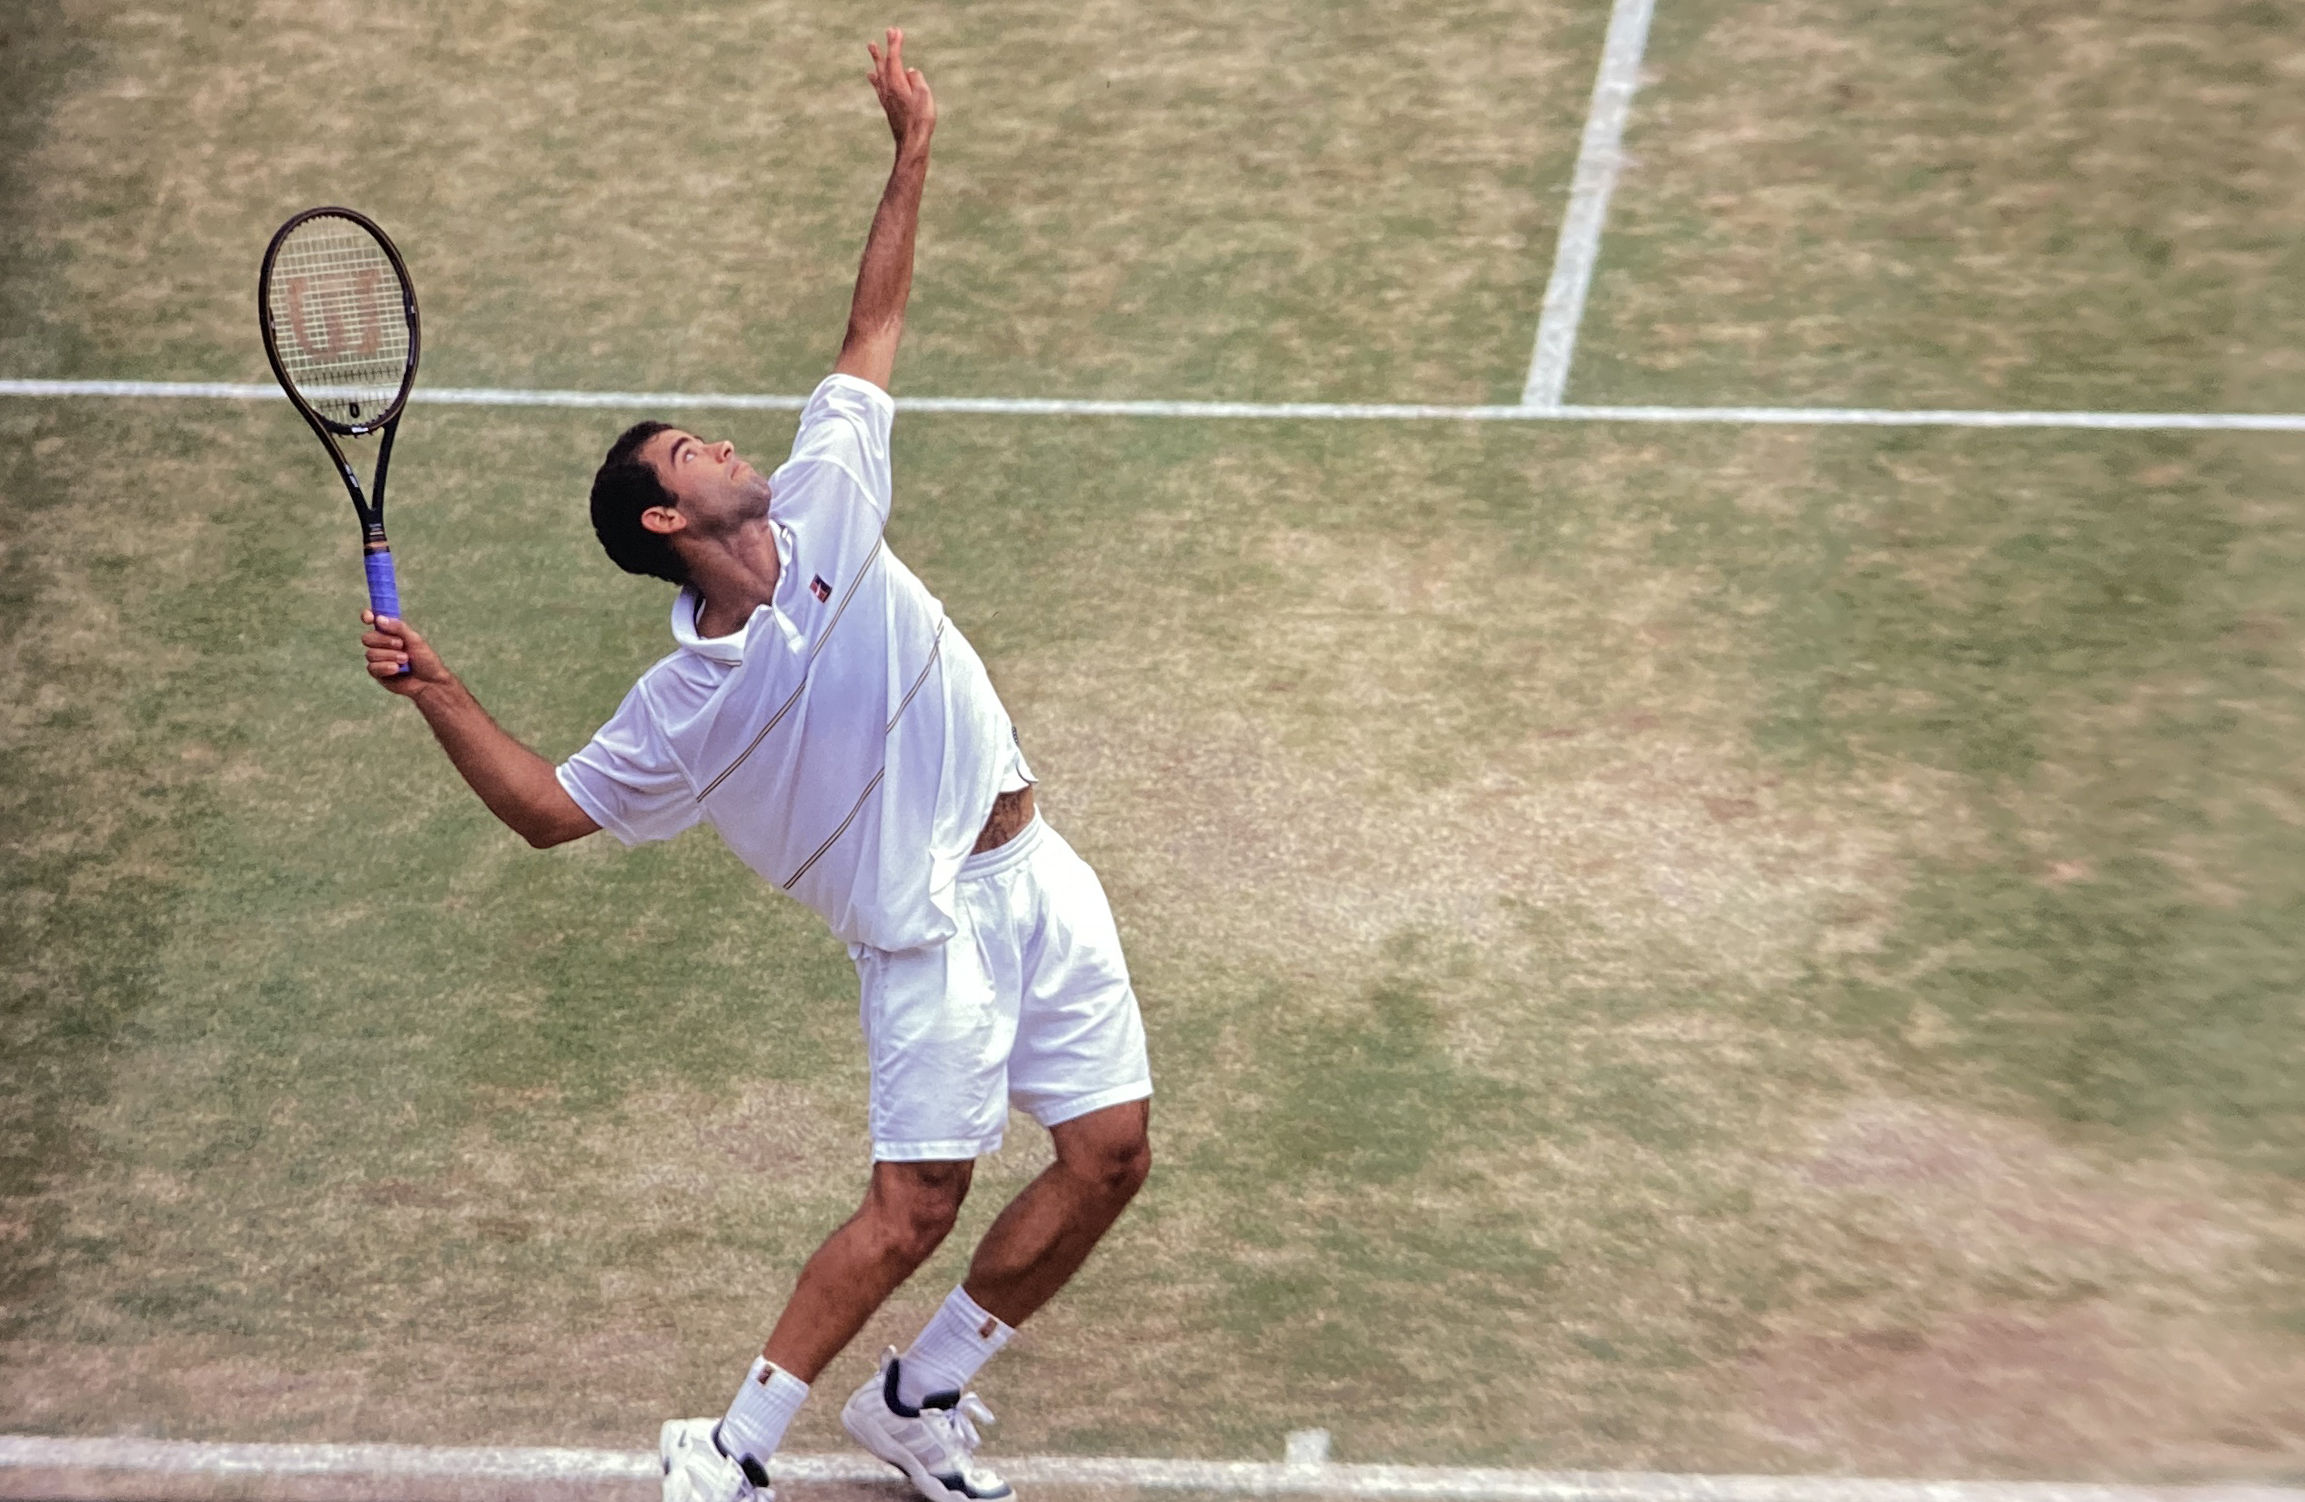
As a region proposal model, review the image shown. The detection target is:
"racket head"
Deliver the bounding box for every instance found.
[257,207,420,438]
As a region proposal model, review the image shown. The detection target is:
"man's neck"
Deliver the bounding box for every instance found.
[693,587,771,640]
[687,521,783,638]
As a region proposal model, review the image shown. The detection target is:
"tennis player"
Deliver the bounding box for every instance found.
[356,29,1151,1502]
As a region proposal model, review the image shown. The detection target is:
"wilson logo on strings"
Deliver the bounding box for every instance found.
[284,269,386,362]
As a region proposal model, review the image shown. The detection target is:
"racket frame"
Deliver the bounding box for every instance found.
[257,205,422,625]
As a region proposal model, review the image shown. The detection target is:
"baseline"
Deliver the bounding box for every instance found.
[4,1436,2301,1502]
[3,380,2303,432]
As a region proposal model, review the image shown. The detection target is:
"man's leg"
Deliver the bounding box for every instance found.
[691,1159,973,1499]
[962,1099,1151,1325]
[868,1101,1150,1415]
[763,1159,975,1380]
[838,1102,1150,1502]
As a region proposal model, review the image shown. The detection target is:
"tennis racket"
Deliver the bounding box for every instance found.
[257,207,421,656]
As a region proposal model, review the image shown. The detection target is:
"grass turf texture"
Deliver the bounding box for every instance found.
[0,0,1591,405]
[6,0,2305,1485]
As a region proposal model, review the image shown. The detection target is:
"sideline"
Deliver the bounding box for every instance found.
[2,380,2303,431]
[1520,0,1658,410]
[3,1436,2301,1502]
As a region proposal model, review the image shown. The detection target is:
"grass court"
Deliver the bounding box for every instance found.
[3,0,2304,1483]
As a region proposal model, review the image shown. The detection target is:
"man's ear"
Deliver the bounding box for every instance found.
[639,505,685,538]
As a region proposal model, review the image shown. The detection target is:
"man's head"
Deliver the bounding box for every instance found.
[589,422,772,586]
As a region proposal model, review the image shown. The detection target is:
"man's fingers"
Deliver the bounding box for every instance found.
[866,27,929,133]
[356,606,421,686]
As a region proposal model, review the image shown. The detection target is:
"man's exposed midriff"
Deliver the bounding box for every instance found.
[972,784,1035,853]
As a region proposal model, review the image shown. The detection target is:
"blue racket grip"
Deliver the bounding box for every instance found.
[364,547,408,674]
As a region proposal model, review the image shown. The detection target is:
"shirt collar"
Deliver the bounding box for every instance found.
[669,586,751,664]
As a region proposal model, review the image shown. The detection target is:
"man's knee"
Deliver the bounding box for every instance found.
[1056,1102,1152,1205]
[866,1159,972,1264]
[1098,1133,1152,1204]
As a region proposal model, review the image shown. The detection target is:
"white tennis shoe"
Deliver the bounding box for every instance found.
[659,1418,768,1502]
[840,1347,1016,1502]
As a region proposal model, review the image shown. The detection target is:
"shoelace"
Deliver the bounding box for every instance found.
[928,1393,998,1464]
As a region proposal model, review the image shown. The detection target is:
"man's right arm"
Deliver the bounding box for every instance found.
[362,611,600,849]
[832,28,936,394]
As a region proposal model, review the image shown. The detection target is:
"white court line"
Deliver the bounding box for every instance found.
[3,1436,2301,1502]
[1563,403,2305,432]
[3,379,2303,431]
[0,379,809,410]
[1520,0,1658,410]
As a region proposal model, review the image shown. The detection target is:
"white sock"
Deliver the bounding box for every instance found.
[896,1286,1014,1408]
[719,1356,809,1466]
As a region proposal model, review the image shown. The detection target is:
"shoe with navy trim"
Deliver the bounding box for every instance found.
[839,1347,1016,1502]
[659,1418,770,1502]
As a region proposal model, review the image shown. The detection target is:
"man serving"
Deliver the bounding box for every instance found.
[356,30,1152,1502]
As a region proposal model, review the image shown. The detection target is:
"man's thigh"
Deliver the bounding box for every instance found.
[1004,827,1153,1130]
[852,928,1015,1162]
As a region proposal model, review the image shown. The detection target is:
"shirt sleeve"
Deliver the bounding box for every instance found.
[555,681,704,846]
[781,373,896,526]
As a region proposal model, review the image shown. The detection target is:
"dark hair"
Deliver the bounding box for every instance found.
[589,420,688,585]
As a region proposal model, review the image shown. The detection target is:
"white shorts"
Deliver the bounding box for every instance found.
[850,817,1153,1162]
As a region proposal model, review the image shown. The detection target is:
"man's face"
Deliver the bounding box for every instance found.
[637,428,771,541]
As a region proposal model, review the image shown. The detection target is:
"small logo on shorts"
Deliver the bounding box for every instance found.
[811,574,832,602]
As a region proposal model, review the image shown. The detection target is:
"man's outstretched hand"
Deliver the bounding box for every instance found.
[837,27,936,391]
[361,609,452,698]
[867,27,934,152]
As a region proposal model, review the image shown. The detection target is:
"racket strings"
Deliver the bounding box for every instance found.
[266,216,412,426]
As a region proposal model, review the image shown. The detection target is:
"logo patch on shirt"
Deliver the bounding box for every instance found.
[810,574,832,603]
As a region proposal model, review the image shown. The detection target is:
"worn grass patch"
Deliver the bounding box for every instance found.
[1577,0,2305,412]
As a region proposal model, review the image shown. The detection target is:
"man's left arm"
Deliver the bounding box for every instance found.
[833,27,936,394]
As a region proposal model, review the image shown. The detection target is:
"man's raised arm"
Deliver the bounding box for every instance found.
[833,27,936,393]
[360,611,600,849]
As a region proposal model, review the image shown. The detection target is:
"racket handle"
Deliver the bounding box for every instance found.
[363,546,409,674]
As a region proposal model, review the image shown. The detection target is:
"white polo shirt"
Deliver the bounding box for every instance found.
[557,374,1030,953]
